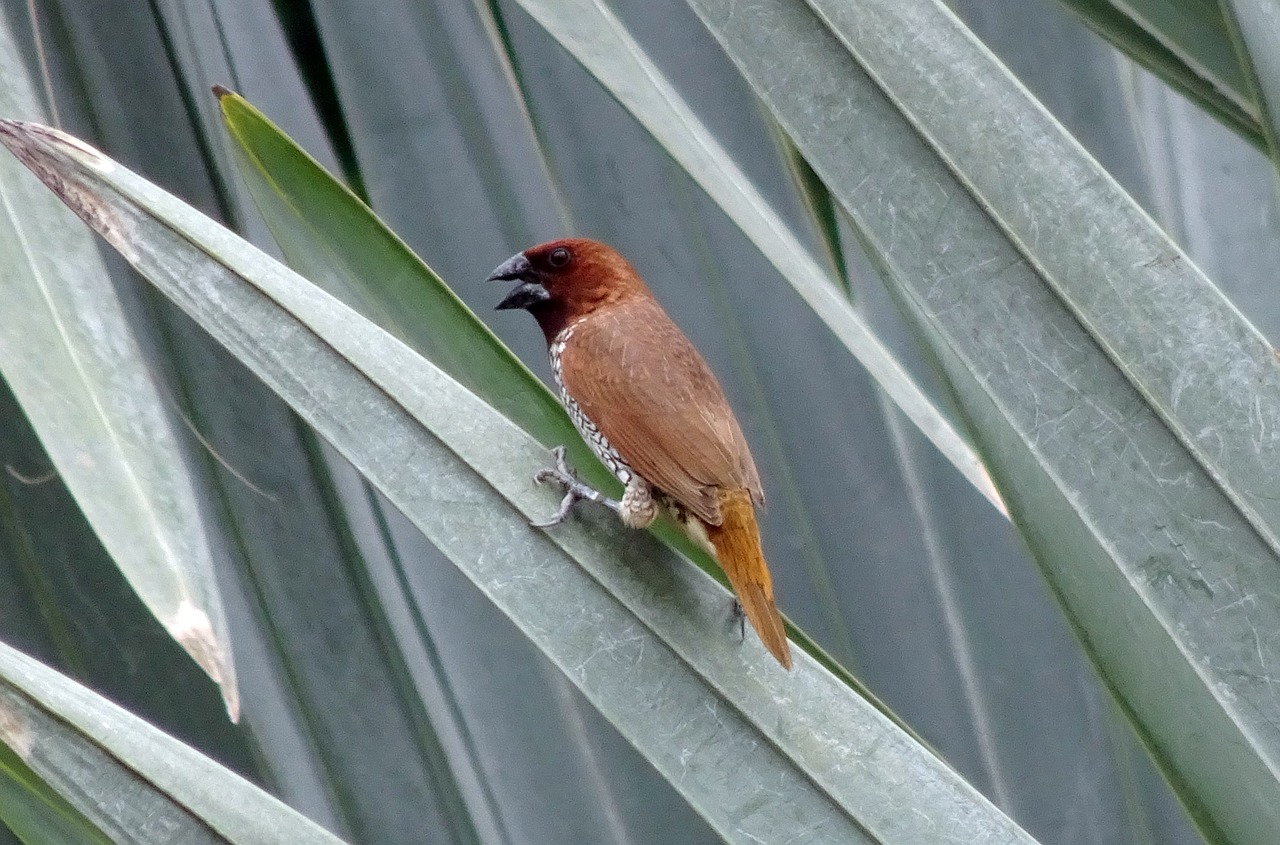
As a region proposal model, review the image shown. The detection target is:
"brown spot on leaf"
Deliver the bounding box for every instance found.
[0,696,33,759]
[0,120,137,263]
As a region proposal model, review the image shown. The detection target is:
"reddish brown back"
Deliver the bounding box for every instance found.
[558,298,762,525]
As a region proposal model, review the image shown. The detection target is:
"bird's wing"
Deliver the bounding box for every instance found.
[560,301,763,525]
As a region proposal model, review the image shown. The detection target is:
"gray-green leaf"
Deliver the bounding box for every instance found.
[0,119,1041,845]
[0,639,347,844]
[0,1,236,719]
[509,0,1007,518]
[677,0,1280,840]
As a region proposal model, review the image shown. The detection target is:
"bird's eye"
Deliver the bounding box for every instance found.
[548,247,571,268]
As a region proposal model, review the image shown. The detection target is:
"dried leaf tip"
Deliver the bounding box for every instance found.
[168,599,240,723]
[0,119,111,171]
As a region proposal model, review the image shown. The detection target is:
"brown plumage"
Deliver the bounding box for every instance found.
[488,237,792,669]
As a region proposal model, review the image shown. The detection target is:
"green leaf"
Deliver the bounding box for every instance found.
[0,120,1043,845]
[214,87,881,697]
[216,89,573,454]
[0,639,348,844]
[1216,0,1280,168]
[214,85,645,575]
[1053,0,1263,148]
[504,0,1007,520]
[0,739,115,845]
[673,0,1280,840]
[0,2,237,719]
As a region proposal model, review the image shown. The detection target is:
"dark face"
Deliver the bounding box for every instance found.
[487,238,646,342]
[487,240,577,312]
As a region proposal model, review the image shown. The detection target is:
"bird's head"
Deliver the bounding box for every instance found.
[488,238,650,342]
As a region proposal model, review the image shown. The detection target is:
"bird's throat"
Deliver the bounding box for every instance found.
[531,301,576,345]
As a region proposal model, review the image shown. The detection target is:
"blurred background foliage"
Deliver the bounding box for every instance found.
[0,0,1278,843]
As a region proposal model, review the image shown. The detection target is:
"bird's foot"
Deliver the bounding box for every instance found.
[730,599,746,643]
[531,446,620,527]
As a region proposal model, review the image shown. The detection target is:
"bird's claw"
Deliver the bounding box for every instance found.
[730,599,746,643]
[533,445,574,487]
[530,446,606,527]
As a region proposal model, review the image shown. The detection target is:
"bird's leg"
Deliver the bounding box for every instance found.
[730,599,746,642]
[531,446,621,527]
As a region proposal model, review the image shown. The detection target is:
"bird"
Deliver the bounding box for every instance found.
[487,237,792,669]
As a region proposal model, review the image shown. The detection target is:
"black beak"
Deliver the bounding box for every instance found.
[495,281,550,310]
[487,253,532,282]
[488,252,550,310]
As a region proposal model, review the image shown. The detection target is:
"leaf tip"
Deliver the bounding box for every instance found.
[167,600,240,723]
[0,122,141,262]
[211,84,234,101]
[0,120,111,172]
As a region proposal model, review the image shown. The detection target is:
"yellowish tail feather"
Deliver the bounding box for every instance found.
[704,489,792,669]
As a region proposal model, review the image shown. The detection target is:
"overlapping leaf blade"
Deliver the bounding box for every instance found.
[664,0,1280,840]
[216,88,877,692]
[0,1,236,718]
[1217,0,1280,168]
[0,640,348,845]
[507,0,1005,518]
[1054,0,1260,145]
[215,90,585,485]
[0,120,1043,845]
[0,740,115,845]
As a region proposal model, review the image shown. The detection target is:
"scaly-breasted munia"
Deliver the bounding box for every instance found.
[488,238,792,669]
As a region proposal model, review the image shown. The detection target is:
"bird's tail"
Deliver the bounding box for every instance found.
[705,489,792,669]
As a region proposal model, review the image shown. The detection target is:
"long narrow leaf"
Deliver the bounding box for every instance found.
[1217,0,1280,169]
[0,740,115,845]
[676,0,1280,840]
[1052,0,1263,148]
[215,89,578,478]
[0,2,236,718]
[215,88,876,695]
[0,640,347,844]
[1106,0,1247,106]
[0,120,1042,845]
[507,0,1006,518]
